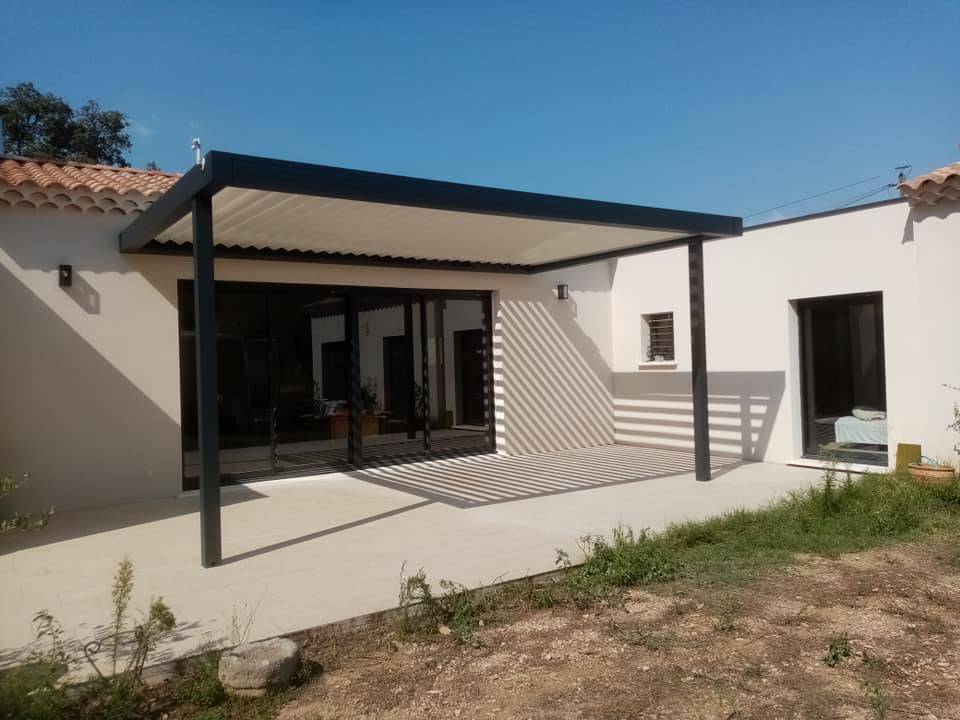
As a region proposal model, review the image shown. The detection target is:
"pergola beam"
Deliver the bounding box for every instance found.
[120,161,220,253]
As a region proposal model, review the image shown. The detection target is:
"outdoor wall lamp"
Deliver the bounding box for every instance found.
[557,283,569,300]
[58,264,72,288]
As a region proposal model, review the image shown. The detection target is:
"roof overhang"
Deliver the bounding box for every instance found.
[119,151,742,273]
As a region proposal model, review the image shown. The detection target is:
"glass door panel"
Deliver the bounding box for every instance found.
[424,296,494,455]
[357,294,428,461]
[269,289,350,472]
[799,292,888,466]
[179,284,274,485]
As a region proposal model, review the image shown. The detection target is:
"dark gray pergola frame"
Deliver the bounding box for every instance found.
[120,151,740,567]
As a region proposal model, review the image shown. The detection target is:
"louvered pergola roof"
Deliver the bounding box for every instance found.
[119,151,741,272]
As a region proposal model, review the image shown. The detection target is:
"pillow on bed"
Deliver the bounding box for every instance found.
[852,407,886,421]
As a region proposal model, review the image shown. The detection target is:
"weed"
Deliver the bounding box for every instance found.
[0,612,72,720]
[531,585,559,609]
[177,653,226,708]
[669,597,695,617]
[0,660,71,720]
[618,626,674,651]
[190,692,288,720]
[562,526,682,607]
[230,601,260,646]
[397,566,486,646]
[861,651,888,672]
[0,472,52,533]
[779,604,813,626]
[861,679,889,719]
[55,558,176,719]
[713,615,736,633]
[823,633,852,667]
[711,596,740,633]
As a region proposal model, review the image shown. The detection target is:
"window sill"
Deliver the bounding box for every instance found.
[637,361,678,370]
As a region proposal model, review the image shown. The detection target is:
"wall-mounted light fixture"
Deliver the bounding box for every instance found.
[556,283,569,300]
[58,264,72,288]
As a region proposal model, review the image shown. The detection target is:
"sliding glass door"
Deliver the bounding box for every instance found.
[179,282,494,487]
[423,297,494,456]
[798,292,888,466]
[356,294,428,462]
[269,289,350,471]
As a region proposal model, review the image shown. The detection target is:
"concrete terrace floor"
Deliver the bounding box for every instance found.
[0,445,820,670]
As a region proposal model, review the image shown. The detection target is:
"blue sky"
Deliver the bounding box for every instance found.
[4,1,958,223]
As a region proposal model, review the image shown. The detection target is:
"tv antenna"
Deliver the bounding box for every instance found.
[191,138,203,168]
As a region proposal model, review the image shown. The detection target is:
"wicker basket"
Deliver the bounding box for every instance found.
[907,463,957,486]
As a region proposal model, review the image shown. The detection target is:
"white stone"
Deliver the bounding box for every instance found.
[219,637,301,697]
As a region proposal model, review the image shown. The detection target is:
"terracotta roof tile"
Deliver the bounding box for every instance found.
[0,154,181,198]
[898,161,960,207]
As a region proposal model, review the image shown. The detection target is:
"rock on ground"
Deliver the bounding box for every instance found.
[219,637,301,697]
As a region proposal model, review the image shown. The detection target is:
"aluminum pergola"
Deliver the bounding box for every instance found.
[120,151,742,567]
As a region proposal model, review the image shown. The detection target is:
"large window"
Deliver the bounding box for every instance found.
[178,282,494,487]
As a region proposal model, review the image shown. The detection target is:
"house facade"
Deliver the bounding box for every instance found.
[1,153,957,517]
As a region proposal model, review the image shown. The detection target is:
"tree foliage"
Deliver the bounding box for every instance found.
[0,82,132,167]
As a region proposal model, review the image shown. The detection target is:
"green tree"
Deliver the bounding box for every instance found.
[0,82,132,166]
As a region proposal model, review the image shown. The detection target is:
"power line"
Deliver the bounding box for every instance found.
[744,174,882,218]
[832,183,894,210]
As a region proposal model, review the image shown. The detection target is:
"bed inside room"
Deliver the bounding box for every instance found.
[799,292,888,466]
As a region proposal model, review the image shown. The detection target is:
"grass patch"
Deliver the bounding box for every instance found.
[392,471,960,649]
[0,661,71,720]
[547,471,960,607]
[657,471,960,588]
[189,693,287,720]
[176,652,226,708]
[559,526,684,607]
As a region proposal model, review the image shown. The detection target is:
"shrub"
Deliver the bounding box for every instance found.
[0,472,52,533]
[2,558,179,720]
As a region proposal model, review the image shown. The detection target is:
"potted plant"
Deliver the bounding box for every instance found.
[907,458,957,486]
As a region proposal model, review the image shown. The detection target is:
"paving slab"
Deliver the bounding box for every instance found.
[0,445,819,670]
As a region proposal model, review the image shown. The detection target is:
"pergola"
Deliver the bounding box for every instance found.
[119,151,742,567]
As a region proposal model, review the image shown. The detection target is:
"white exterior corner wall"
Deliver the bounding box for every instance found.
[0,205,615,513]
[612,198,960,467]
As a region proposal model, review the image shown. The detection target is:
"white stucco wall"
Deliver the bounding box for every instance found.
[612,198,960,466]
[3,193,955,513]
[0,206,615,512]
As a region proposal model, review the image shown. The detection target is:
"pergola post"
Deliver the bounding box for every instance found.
[346,292,363,464]
[404,299,416,439]
[688,239,711,481]
[192,194,222,566]
[419,298,431,453]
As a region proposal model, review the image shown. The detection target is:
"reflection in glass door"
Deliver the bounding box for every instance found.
[179,282,495,488]
[424,297,493,455]
[357,294,428,462]
[180,286,274,481]
[270,290,349,472]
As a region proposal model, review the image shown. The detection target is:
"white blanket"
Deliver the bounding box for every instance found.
[835,415,888,445]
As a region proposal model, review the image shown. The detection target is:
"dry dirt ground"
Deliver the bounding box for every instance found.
[273,542,960,720]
